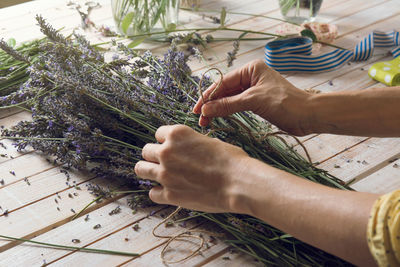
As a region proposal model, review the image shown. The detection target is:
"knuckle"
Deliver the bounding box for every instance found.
[169,124,190,139]
[157,168,170,184]
[158,145,172,159]
[220,98,232,115]
[250,59,265,69]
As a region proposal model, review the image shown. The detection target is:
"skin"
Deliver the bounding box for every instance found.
[135,59,400,266]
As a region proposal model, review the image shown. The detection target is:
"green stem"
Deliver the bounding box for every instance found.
[71,190,149,221]
[0,234,140,256]
[71,195,103,221]
[125,26,284,39]
[180,7,301,26]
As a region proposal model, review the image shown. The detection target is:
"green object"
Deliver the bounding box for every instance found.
[368,57,400,86]
[111,0,180,36]
[300,28,317,41]
[278,0,323,24]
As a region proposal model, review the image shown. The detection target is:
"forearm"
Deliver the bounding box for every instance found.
[230,158,379,266]
[307,87,400,137]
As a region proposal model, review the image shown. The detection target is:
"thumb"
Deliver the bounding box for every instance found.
[149,186,166,204]
[201,92,251,117]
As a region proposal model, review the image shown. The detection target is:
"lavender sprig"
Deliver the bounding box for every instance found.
[0,17,350,266]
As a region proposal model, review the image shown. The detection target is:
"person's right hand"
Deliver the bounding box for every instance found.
[193,59,313,136]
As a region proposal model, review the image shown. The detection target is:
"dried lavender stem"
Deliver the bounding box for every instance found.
[0,234,139,256]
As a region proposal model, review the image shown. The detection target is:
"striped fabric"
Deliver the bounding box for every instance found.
[264,30,400,73]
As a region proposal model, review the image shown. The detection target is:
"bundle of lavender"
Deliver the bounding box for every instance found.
[0,16,350,266]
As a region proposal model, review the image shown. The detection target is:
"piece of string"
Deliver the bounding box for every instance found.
[152,207,224,264]
[152,68,224,264]
[153,67,312,264]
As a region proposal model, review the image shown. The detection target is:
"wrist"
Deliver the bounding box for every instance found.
[225,156,274,216]
[304,92,328,134]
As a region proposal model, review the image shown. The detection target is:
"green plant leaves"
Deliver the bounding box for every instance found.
[121,12,135,34]
[128,37,146,48]
[220,7,227,27]
[300,28,317,41]
[7,38,16,47]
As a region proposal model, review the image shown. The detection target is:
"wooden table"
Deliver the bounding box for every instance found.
[0,0,399,266]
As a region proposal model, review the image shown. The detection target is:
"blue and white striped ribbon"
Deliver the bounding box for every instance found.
[264,30,400,73]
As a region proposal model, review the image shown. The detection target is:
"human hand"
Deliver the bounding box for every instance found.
[193,59,312,136]
[134,125,250,213]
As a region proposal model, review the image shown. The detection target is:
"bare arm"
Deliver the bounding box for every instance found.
[308,88,400,137]
[135,125,379,266]
[194,59,400,137]
[235,157,379,266]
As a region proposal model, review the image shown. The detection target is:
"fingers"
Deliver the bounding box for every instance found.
[193,82,218,114]
[201,91,252,118]
[149,186,166,204]
[142,143,162,162]
[155,125,174,143]
[199,115,211,127]
[193,64,253,114]
[134,160,159,181]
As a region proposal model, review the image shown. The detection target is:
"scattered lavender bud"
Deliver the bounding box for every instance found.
[0,179,4,185]
[93,224,101,229]
[9,170,15,176]
[109,206,121,215]
[84,214,90,221]
[0,142,6,149]
[71,239,80,243]
[133,224,140,231]
[24,177,31,185]
[71,208,76,213]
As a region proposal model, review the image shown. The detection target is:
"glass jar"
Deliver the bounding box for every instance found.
[111,0,180,35]
[278,0,323,24]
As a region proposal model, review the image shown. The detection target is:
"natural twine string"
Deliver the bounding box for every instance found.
[152,68,224,264]
[153,68,312,264]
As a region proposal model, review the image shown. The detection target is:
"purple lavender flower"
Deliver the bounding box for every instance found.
[178,221,187,228]
[48,120,53,128]
[112,54,119,60]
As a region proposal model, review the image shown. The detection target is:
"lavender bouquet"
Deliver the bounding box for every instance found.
[0,16,351,266]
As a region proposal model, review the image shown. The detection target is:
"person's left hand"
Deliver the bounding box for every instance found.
[134,124,250,213]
